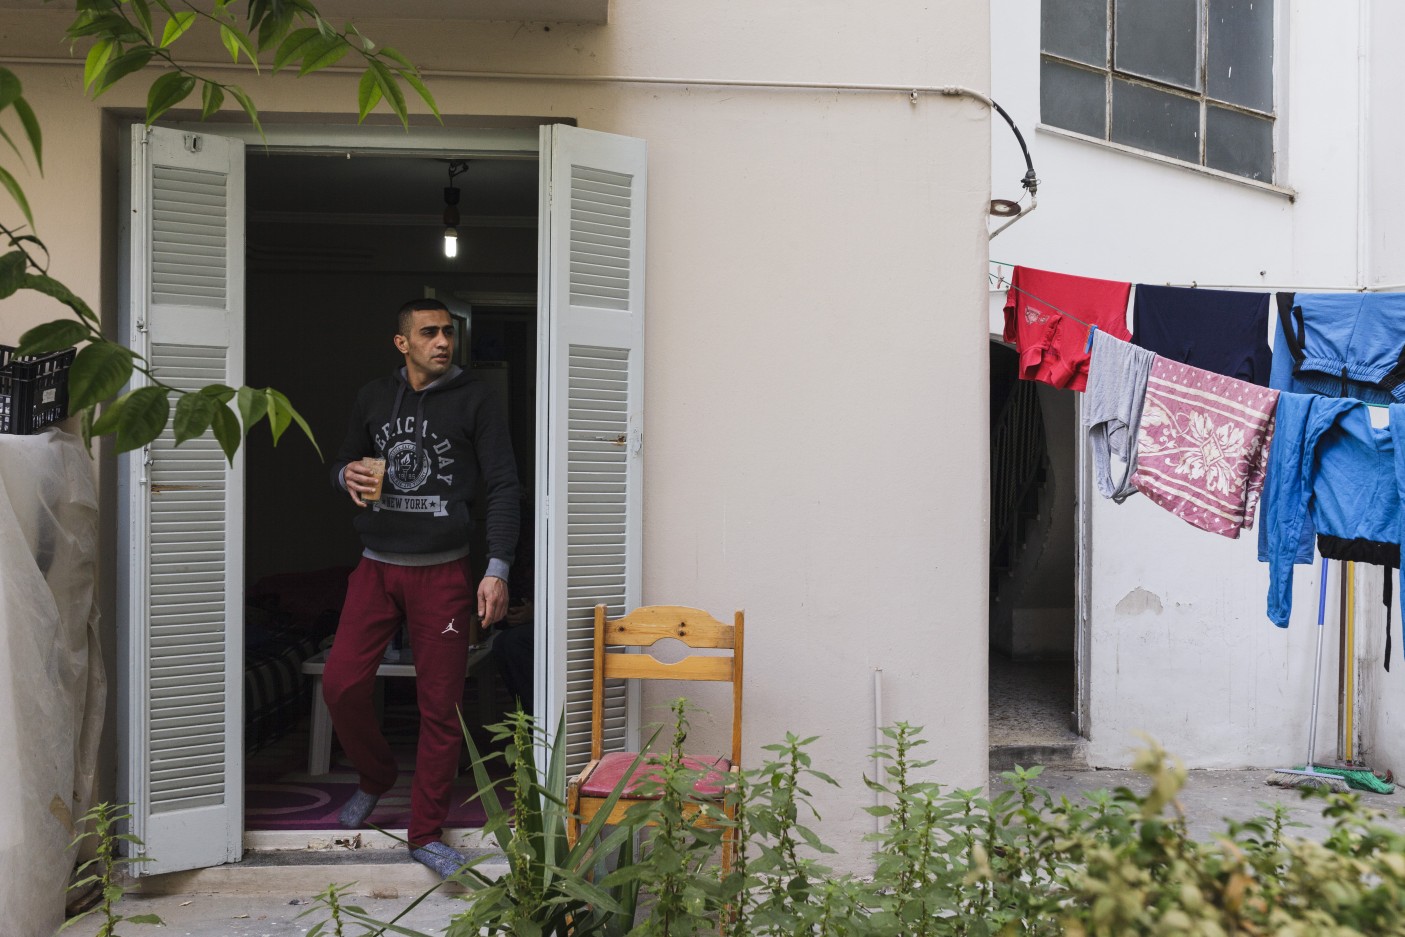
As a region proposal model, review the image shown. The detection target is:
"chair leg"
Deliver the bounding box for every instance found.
[720,801,738,936]
[721,804,735,876]
[308,675,332,776]
[566,782,580,849]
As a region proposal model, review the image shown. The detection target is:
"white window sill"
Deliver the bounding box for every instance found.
[1036,124,1297,202]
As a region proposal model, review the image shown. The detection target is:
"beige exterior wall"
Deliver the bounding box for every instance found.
[0,0,991,862]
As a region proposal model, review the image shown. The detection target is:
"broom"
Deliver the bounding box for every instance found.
[1269,558,1350,793]
[1313,561,1395,794]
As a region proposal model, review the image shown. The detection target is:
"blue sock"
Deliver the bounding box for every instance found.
[411,841,467,880]
[338,789,379,829]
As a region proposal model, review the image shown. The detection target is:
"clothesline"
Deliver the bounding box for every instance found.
[987,269,1100,336]
[990,258,1373,295]
[992,260,1400,408]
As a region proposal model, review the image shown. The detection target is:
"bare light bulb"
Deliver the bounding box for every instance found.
[443,226,458,258]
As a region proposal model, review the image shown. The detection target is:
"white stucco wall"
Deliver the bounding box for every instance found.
[0,0,992,863]
[1357,0,1405,781]
[989,0,1404,768]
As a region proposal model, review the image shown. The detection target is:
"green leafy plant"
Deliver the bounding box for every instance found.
[863,723,957,937]
[3,2,442,460]
[302,704,733,937]
[302,715,1405,937]
[298,883,357,937]
[64,0,439,133]
[60,802,162,937]
[625,698,736,937]
[297,880,456,937]
[444,709,658,937]
[732,729,847,936]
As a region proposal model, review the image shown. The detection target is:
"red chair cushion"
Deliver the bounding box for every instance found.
[579,751,732,799]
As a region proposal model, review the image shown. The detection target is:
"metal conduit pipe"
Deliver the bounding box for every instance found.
[10,56,1042,238]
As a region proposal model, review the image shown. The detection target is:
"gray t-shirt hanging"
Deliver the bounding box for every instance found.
[1083,330,1156,503]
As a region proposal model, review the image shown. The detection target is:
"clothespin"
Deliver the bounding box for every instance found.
[1084,325,1098,353]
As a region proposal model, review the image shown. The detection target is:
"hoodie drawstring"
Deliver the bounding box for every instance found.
[386,381,408,461]
[384,378,432,470]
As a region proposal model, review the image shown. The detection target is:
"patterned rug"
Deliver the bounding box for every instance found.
[245,702,509,831]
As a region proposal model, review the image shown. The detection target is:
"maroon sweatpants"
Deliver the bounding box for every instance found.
[322,556,476,847]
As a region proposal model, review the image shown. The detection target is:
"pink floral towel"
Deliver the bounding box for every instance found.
[1131,357,1280,538]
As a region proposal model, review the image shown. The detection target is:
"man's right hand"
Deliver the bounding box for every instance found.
[342,461,380,508]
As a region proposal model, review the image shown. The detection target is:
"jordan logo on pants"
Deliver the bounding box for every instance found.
[442,618,460,635]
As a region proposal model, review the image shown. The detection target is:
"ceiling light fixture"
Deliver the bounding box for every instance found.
[443,160,468,259]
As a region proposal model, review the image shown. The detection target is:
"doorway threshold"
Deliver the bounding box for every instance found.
[244,826,494,853]
[133,829,506,898]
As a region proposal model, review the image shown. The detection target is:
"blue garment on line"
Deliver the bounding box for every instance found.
[1133,284,1271,385]
[1270,292,1405,404]
[1264,291,1405,564]
[1266,308,1319,564]
[1258,392,1405,636]
[1269,299,1321,398]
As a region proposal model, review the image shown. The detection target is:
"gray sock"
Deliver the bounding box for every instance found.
[338,789,380,829]
[411,841,467,880]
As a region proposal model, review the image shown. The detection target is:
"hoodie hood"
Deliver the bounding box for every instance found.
[382,365,467,459]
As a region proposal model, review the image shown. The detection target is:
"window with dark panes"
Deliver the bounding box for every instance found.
[1040,0,1275,182]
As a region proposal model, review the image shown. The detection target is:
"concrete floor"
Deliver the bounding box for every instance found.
[65,890,469,936]
[989,653,1085,769]
[991,764,1405,843]
[988,655,1078,746]
[982,654,1405,841]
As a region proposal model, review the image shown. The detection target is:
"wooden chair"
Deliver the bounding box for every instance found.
[566,604,744,868]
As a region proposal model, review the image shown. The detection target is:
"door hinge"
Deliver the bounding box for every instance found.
[629,429,643,456]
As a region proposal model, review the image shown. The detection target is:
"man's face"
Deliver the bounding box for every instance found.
[395,308,455,386]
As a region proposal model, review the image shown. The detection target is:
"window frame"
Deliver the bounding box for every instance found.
[1039,0,1281,183]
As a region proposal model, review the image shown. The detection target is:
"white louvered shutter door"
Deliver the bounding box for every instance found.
[119,126,244,874]
[537,125,646,772]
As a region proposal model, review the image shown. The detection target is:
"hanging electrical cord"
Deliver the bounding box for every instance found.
[987,97,1040,239]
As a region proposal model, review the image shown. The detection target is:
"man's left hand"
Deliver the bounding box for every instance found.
[478,576,509,627]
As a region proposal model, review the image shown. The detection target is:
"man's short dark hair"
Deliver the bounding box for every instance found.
[397,298,451,336]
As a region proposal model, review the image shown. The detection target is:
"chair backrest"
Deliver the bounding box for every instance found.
[591,604,744,765]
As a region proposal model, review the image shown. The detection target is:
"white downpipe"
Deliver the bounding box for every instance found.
[1356,0,1370,290]
[873,668,885,833]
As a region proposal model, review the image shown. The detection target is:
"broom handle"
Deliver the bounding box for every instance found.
[1337,564,1347,761]
[1345,561,1355,762]
[1307,558,1329,770]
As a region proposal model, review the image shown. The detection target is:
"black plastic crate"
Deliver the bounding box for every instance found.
[0,344,76,435]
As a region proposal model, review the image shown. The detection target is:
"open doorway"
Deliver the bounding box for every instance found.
[118,122,646,873]
[988,341,1084,768]
[238,151,539,834]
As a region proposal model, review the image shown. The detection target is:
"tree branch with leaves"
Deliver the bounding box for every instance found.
[3,0,439,461]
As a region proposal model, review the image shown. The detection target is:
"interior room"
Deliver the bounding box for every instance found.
[238,150,539,833]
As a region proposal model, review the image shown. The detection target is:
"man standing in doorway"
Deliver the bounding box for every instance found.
[326,298,519,878]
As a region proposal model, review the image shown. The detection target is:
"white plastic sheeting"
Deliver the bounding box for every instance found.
[0,428,105,937]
